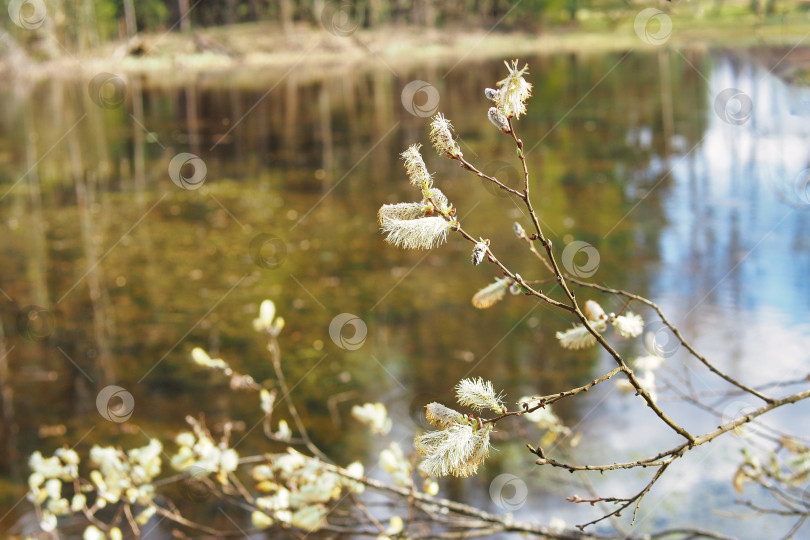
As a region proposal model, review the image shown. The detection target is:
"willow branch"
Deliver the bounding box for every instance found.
[266,337,330,462]
[318,462,599,539]
[456,155,524,197]
[153,504,232,536]
[482,366,623,425]
[648,528,738,540]
[571,462,671,530]
[567,278,774,403]
[533,388,810,472]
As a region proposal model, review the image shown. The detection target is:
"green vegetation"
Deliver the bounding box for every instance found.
[3,0,810,70]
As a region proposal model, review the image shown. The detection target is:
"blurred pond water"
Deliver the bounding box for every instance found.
[1,50,809,537]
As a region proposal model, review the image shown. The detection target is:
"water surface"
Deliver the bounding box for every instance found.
[1,50,809,538]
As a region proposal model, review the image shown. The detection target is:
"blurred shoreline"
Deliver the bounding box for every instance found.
[3,22,810,87]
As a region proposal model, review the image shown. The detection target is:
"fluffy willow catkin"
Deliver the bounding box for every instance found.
[400,144,432,193]
[378,202,427,223]
[455,377,503,413]
[471,278,509,309]
[555,324,598,350]
[612,312,644,338]
[471,239,489,266]
[584,300,606,322]
[424,402,465,430]
[496,60,533,119]
[556,319,607,350]
[425,187,451,214]
[379,215,450,250]
[429,113,462,158]
[415,423,492,478]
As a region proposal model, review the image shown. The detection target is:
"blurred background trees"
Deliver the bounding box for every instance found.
[4,0,809,60]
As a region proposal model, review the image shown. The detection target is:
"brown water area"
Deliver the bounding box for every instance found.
[1,50,810,537]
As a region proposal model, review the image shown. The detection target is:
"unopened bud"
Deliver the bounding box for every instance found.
[487,107,511,134]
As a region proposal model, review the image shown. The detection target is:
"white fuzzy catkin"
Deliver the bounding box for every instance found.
[400,144,432,192]
[380,215,450,250]
[424,187,451,214]
[584,300,607,322]
[612,312,644,338]
[556,323,601,350]
[471,278,509,309]
[472,240,488,266]
[429,113,462,158]
[378,202,427,223]
[425,402,465,430]
[455,377,503,413]
[632,354,664,372]
[415,423,492,478]
[496,60,533,119]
